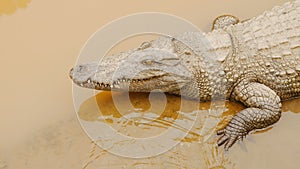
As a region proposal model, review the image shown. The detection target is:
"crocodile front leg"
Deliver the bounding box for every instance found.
[217,81,282,150]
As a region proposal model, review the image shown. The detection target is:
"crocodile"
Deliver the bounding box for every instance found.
[69,0,300,150]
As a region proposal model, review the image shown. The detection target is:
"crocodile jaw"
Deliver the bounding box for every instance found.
[69,36,193,92]
[69,63,190,92]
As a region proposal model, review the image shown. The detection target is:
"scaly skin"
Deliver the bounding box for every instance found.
[70,0,300,150]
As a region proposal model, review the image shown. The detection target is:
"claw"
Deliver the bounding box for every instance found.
[217,135,228,146]
[224,135,239,151]
[217,124,246,150]
[217,129,225,135]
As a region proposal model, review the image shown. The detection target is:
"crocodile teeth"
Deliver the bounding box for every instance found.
[87,79,91,83]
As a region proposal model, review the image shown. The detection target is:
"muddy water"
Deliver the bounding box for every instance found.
[3,92,300,169]
[0,0,31,15]
[77,92,242,168]
[0,0,298,168]
[75,92,300,169]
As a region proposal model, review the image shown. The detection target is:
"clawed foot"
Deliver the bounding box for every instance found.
[216,82,282,150]
[217,122,249,150]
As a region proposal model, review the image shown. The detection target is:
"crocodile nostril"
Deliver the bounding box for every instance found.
[69,68,74,79]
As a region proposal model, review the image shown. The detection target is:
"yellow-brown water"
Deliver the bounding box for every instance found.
[74,92,300,169]
[77,92,238,168]
[1,0,299,168]
[78,92,242,140]
[0,0,31,15]
[3,91,300,169]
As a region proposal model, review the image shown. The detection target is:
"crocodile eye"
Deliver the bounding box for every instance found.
[138,41,151,50]
[142,59,154,65]
[184,51,191,55]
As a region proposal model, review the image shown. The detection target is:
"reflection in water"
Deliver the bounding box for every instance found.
[78,92,242,168]
[282,98,300,114]
[0,0,31,15]
[78,91,246,139]
[78,92,300,168]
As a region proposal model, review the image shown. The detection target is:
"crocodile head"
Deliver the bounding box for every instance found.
[69,36,195,94]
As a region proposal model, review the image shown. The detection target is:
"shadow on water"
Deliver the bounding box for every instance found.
[78,91,245,140]
[77,92,242,168]
[77,91,300,169]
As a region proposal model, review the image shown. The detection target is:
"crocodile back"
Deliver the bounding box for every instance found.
[224,0,300,100]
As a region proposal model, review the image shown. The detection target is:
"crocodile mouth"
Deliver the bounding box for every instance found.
[69,65,169,91]
[72,75,165,91]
